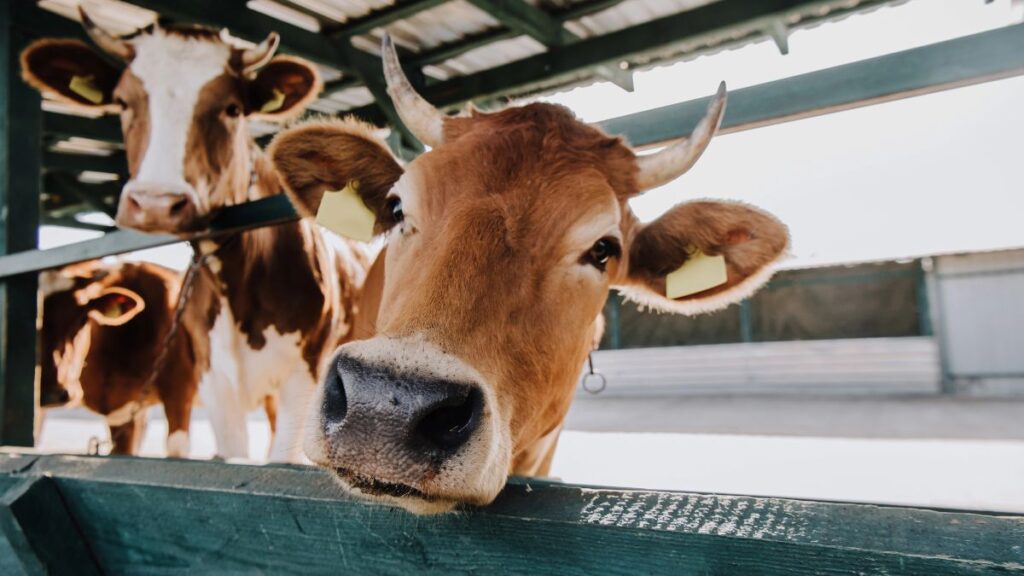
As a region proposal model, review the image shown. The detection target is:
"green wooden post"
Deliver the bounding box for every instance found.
[0,1,41,446]
[603,290,621,349]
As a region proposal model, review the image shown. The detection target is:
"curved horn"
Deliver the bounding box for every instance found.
[635,82,727,192]
[381,33,445,148]
[240,32,280,73]
[79,7,134,62]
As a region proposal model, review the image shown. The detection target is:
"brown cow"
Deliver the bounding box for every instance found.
[268,35,790,513]
[40,261,197,456]
[21,13,370,461]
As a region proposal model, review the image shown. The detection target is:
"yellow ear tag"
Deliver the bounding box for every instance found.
[665,247,728,299]
[260,88,286,113]
[69,75,104,104]
[316,180,376,242]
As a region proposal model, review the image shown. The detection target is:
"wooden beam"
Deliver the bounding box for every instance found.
[599,22,1024,147]
[0,475,100,575]
[2,453,1022,574]
[0,3,40,448]
[0,194,297,279]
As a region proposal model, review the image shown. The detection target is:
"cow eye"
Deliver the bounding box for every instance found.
[385,196,404,224]
[583,237,621,271]
[224,103,241,118]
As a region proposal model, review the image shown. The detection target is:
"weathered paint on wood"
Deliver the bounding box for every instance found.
[0,474,100,575]
[0,453,1021,575]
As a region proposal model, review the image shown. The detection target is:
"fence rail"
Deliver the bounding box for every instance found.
[1,452,1022,574]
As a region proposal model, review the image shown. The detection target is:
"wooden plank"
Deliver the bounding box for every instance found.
[0,454,1020,574]
[0,474,100,575]
[600,23,1024,146]
[0,1,40,447]
[43,112,121,144]
[0,194,297,279]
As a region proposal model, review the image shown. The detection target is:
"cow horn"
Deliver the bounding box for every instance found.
[381,33,445,148]
[240,32,280,73]
[79,7,134,62]
[635,82,728,192]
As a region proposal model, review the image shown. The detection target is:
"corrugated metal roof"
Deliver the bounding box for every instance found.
[37,0,901,117]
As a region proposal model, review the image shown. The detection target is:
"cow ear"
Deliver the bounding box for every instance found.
[248,56,321,121]
[617,200,789,315]
[20,39,121,111]
[268,119,404,235]
[83,287,146,327]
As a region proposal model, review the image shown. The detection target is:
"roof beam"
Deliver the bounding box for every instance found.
[350,0,893,120]
[465,0,632,90]
[466,0,570,46]
[125,0,348,70]
[600,22,1024,146]
[326,0,449,38]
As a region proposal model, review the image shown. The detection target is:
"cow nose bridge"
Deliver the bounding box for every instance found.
[324,354,485,458]
[116,181,200,232]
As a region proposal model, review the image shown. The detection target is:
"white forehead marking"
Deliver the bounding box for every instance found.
[130,31,232,189]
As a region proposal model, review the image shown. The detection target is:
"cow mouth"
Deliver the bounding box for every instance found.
[333,467,436,501]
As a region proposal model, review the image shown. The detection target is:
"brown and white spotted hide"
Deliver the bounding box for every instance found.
[21,12,370,462]
[267,36,791,513]
[39,261,198,457]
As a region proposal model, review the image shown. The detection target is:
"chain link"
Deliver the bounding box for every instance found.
[99,244,216,452]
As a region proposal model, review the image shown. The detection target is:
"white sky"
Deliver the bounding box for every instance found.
[41,0,1024,270]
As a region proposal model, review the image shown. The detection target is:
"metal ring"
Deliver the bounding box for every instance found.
[581,371,607,395]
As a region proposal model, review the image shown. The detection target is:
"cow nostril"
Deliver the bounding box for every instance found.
[416,388,483,451]
[169,198,189,216]
[127,194,142,212]
[323,365,348,421]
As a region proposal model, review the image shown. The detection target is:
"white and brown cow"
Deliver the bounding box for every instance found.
[268,35,790,512]
[21,11,369,461]
[40,260,197,456]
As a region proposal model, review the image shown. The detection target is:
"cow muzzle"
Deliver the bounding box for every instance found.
[116,181,203,234]
[305,336,510,514]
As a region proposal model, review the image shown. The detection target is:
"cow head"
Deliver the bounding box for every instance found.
[269,36,789,513]
[20,9,321,233]
[39,262,147,408]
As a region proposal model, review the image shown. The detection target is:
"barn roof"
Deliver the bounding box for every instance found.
[37,0,902,128]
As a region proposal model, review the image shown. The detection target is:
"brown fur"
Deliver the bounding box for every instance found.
[40,261,198,455]
[273,101,789,487]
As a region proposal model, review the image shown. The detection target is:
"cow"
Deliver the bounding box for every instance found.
[39,261,197,456]
[267,35,790,513]
[20,11,369,462]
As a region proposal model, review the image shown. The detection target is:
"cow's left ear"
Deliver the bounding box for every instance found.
[81,287,146,327]
[248,56,321,121]
[616,200,788,315]
[20,39,121,111]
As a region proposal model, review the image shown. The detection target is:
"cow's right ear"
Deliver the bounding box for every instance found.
[268,119,405,233]
[81,287,146,327]
[20,39,121,111]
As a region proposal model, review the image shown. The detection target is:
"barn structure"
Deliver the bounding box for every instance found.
[1,0,1023,572]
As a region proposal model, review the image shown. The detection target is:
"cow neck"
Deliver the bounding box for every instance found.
[189,148,337,364]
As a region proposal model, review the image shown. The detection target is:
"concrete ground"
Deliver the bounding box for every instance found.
[36,395,1024,514]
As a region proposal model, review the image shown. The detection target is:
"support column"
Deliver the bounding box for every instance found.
[0,1,42,446]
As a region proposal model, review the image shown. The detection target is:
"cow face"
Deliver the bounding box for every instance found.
[270,36,789,513]
[39,262,147,408]
[20,10,320,234]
